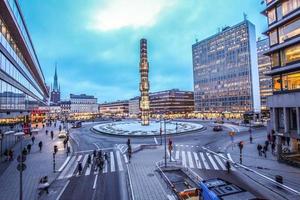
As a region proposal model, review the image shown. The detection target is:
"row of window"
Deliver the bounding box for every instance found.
[273,71,300,92]
[271,43,300,67]
[0,80,40,110]
[269,17,300,46]
[267,0,300,25]
[7,0,44,80]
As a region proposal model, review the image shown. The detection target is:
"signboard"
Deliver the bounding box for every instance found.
[17,163,26,172]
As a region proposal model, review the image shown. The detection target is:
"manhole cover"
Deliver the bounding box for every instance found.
[147,173,154,177]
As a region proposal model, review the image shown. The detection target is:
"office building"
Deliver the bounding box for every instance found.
[129,96,140,116]
[192,19,260,119]
[50,65,60,104]
[70,94,98,113]
[150,89,194,115]
[257,38,272,112]
[262,0,300,157]
[99,100,129,116]
[0,1,48,132]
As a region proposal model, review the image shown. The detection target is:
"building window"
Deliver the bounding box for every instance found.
[276,5,283,21]
[271,52,280,67]
[282,71,300,91]
[281,43,300,66]
[267,8,277,24]
[273,76,282,91]
[289,108,297,130]
[279,17,300,43]
[282,0,300,16]
[269,29,278,46]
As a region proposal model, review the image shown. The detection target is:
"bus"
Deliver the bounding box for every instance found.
[199,178,257,200]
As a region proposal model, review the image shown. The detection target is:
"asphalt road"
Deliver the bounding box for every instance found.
[48,119,298,200]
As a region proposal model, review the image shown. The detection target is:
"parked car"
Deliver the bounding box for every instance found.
[58,130,67,139]
[213,125,223,132]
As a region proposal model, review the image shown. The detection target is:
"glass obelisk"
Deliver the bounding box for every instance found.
[139,38,150,126]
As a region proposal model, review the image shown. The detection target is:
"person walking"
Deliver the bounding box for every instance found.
[22,147,28,156]
[271,142,276,155]
[226,160,231,173]
[87,154,91,166]
[45,130,48,135]
[257,144,262,156]
[51,131,54,140]
[8,149,13,161]
[267,133,271,142]
[38,141,43,152]
[27,144,32,154]
[78,162,83,175]
[31,135,35,144]
[263,145,267,158]
[265,140,269,151]
[287,137,290,146]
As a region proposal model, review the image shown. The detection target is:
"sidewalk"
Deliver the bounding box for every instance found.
[128,146,175,200]
[0,122,69,200]
[226,132,300,192]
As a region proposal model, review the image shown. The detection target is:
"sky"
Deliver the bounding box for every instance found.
[19,0,268,103]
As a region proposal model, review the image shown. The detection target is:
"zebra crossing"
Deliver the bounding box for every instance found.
[58,150,125,180]
[169,150,234,171]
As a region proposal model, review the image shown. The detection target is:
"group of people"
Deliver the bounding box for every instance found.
[257,132,276,158]
[77,150,109,175]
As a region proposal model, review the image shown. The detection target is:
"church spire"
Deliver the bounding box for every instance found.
[53,63,58,91]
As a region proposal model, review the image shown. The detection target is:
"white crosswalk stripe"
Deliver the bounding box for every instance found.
[200,152,210,169]
[110,151,115,172]
[207,153,219,170]
[187,152,194,168]
[181,151,187,167]
[193,152,201,169]
[58,150,125,179]
[175,151,180,160]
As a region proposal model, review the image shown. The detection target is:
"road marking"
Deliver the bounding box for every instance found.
[116,151,124,171]
[110,152,115,172]
[227,153,234,162]
[207,153,219,170]
[75,147,114,154]
[58,156,76,179]
[76,155,83,162]
[58,156,71,172]
[154,137,158,145]
[103,160,108,173]
[181,151,187,167]
[93,174,98,189]
[65,155,82,178]
[180,145,184,147]
[200,152,210,169]
[93,143,101,150]
[214,155,226,170]
[175,151,180,160]
[193,152,201,169]
[196,146,199,148]
[191,146,194,148]
[56,180,70,200]
[185,145,189,148]
[85,164,92,176]
[81,154,89,168]
[123,154,128,163]
[187,151,194,168]
[167,195,176,200]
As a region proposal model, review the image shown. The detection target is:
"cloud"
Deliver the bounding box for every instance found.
[88,0,177,31]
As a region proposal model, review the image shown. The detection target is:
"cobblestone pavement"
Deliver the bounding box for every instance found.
[0,122,69,200]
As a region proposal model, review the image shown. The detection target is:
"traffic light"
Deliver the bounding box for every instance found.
[54,145,58,154]
[238,141,244,150]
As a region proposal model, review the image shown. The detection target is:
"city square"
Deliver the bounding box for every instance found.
[0,0,300,200]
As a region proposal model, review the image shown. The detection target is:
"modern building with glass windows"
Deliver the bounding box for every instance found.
[192,19,260,119]
[0,0,48,131]
[262,0,300,157]
[257,38,272,113]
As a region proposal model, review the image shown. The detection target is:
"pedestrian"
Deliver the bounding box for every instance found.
[63,139,67,149]
[287,137,290,146]
[27,144,32,154]
[50,131,54,140]
[272,135,276,144]
[45,130,48,135]
[265,140,269,151]
[38,141,43,152]
[263,145,267,158]
[78,162,83,175]
[267,133,271,142]
[59,125,62,132]
[104,152,108,162]
[87,154,91,166]
[31,135,35,144]
[98,150,102,159]
[42,124,45,129]
[271,143,276,155]
[22,147,28,156]
[250,135,253,144]
[257,144,262,156]
[226,160,231,173]
[8,149,13,161]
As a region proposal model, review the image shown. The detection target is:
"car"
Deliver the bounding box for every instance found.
[213,125,223,132]
[214,120,224,124]
[58,130,67,139]
[72,121,82,128]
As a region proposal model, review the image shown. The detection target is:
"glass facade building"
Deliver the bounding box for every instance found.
[263,0,300,155]
[257,38,272,112]
[0,0,48,127]
[192,20,260,118]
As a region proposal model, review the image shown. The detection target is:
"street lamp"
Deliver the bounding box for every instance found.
[14,131,25,200]
[164,118,167,167]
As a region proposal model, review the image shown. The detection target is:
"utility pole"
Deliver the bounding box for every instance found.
[238,141,244,164]
[160,115,162,145]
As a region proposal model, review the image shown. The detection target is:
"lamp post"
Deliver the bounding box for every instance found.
[164,118,167,168]
[160,115,162,145]
[14,132,25,200]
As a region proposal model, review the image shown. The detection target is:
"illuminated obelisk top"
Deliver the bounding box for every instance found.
[139,38,150,126]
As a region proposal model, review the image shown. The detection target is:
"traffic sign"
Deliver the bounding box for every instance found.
[17,163,26,172]
[17,155,26,163]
